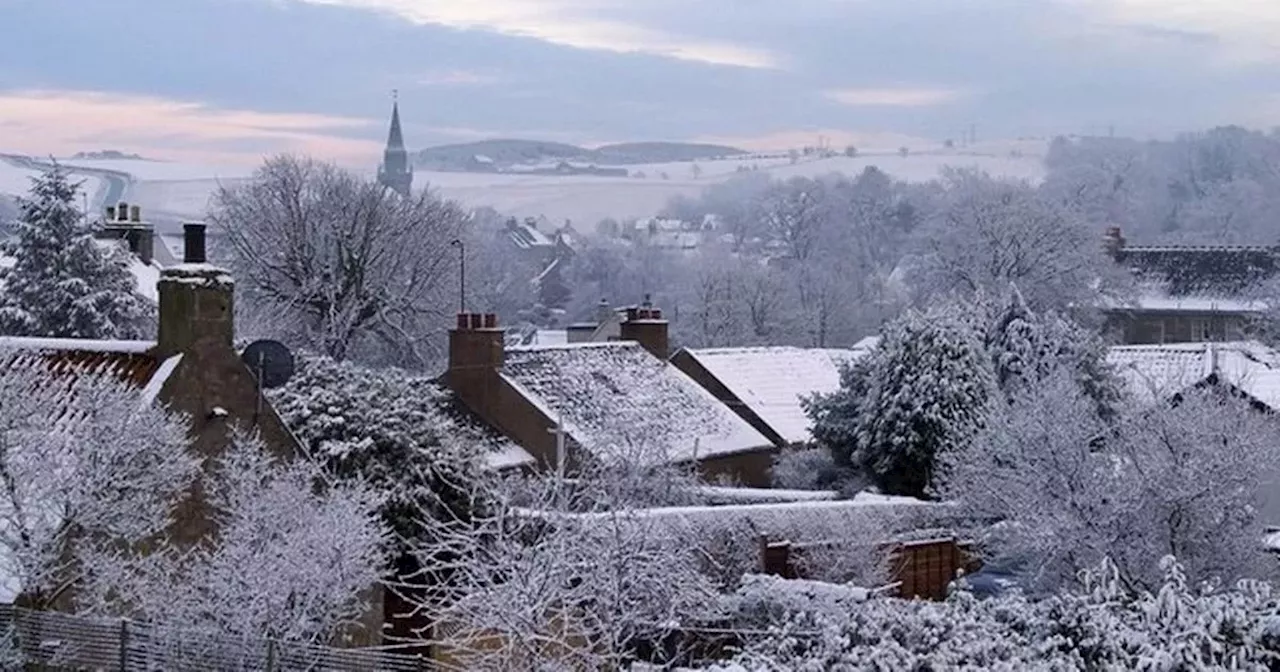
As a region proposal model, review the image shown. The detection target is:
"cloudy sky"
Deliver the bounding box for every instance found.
[3,0,1280,166]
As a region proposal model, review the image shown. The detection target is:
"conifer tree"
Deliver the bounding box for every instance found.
[0,164,150,339]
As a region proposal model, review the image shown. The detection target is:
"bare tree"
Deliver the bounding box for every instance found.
[914,168,1109,313]
[756,177,829,264]
[0,351,199,610]
[81,431,390,647]
[936,370,1280,593]
[210,155,467,368]
[412,466,719,670]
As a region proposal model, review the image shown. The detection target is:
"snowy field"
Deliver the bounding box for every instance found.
[0,160,105,210]
[5,140,1047,224]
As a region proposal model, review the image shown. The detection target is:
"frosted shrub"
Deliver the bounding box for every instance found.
[706,557,1280,671]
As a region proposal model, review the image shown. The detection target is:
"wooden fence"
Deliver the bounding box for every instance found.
[0,604,432,671]
[758,536,981,600]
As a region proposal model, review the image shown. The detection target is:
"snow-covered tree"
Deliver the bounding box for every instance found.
[415,467,720,670]
[704,556,1280,670]
[267,353,488,550]
[808,307,995,498]
[937,370,1280,594]
[81,431,389,647]
[210,155,468,368]
[913,168,1108,313]
[982,286,1123,420]
[0,351,199,610]
[0,164,151,339]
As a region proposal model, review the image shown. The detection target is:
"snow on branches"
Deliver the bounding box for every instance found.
[936,370,1280,593]
[82,431,389,645]
[0,350,198,609]
[705,556,1280,671]
[0,164,151,339]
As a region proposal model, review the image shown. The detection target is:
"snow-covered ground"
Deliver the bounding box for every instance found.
[0,159,108,211]
[8,139,1048,225]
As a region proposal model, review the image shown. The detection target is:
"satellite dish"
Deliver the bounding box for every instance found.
[240,339,295,389]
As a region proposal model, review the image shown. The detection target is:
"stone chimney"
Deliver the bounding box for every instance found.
[446,312,505,417]
[620,295,669,360]
[100,202,155,265]
[1103,226,1126,261]
[156,222,234,357]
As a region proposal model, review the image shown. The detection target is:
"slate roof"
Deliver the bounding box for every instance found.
[680,346,866,444]
[501,342,773,466]
[1116,245,1280,296]
[1108,340,1280,409]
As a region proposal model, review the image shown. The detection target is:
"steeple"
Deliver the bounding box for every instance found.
[378,90,413,197]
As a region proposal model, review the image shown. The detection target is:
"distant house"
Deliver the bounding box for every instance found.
[1101,227,1275,344]
[671,346,867,448]
[1108,340,1280,412]
[442,305,778,485]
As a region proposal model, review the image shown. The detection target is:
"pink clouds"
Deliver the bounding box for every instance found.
[0,89,382,167]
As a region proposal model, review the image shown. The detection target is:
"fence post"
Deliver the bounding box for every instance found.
[266,638,276,672]
[119,619,128,672]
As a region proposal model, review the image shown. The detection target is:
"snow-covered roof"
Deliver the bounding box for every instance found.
[506,221,554,250]
[681,346,866,444]
[517,492,950,539]
[500,342,773,466]
[0,337,167,390]
[1102,290,1267,314]
[1108,341,1280,409]
[92,239,161,302]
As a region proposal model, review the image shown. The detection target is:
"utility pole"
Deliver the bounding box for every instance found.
[449,239,465,313]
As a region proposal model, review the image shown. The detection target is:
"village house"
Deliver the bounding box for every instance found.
[442,304,778,486]
[1101,226,1275,344]
[671,346,869,448]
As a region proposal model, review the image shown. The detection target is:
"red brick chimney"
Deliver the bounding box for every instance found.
[446,312,504,417]
[620,296,669,360]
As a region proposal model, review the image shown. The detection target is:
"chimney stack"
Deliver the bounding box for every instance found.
[1103,226,1126,261]
[620,295,669,360]
[183,222,207,264]
[99,204,154,265]
[156,222,234,357]
[446,312,505,419]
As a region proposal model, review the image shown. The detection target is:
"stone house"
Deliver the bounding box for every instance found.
[442,304,778,486]
[1101,226,1275,344]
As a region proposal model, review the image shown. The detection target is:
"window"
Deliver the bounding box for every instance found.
[1190,318,1210,342]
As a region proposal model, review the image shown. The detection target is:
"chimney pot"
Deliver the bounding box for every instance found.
[483,313,497,329]
[130,205,141,222]
[105,205,116,221]
[626,307,639,322]
[117,202,129,221]
[651,309,662,320]
[457,313,470,330]
[182,222,207,264]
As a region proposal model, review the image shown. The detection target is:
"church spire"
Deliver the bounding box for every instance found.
[378,90,413,197]
[386,89,405,150]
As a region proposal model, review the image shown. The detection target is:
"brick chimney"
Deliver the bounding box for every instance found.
[156,222,234,357]
[99,201,155,265]
[446,312,504,417]
[620,296,669,360]
[1103,226,1126,261]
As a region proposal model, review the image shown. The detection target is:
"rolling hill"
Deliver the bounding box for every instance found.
[414,139,746,171]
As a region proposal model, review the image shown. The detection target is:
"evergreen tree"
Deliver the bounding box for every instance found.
[809,307,995,499]
[0,165,150,339]
[984,286,1123,420]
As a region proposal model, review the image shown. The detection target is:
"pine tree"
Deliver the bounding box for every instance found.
[984,286,1123,420]
[0,164,150,339]
[854,308,995,498]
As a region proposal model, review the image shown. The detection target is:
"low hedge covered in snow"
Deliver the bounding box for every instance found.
[699,557,1280,671]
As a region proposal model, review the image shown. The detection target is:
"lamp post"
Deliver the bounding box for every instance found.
[450,239,465,313]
